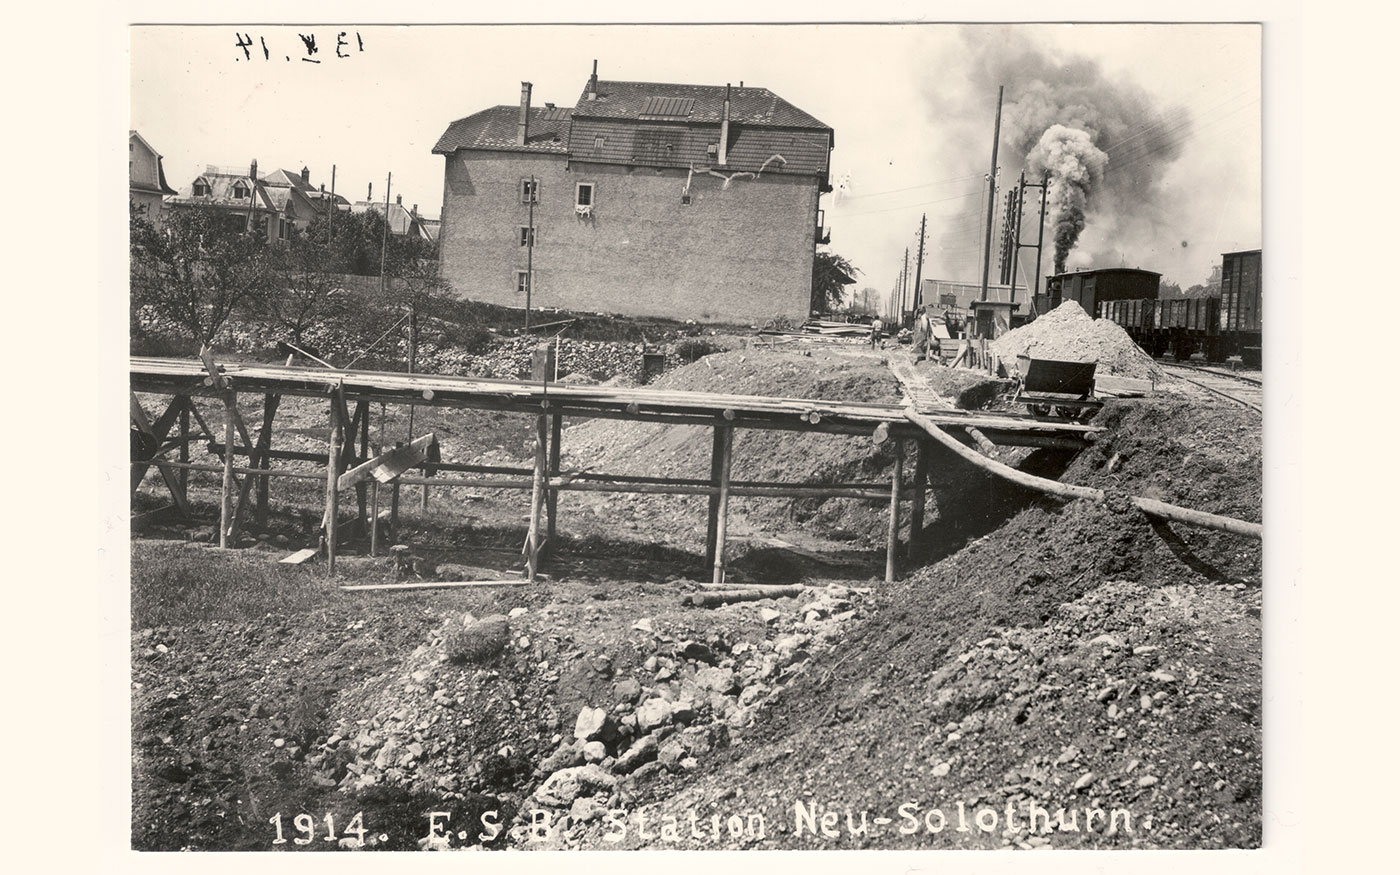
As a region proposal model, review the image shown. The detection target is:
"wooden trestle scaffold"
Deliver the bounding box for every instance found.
[129,350,1104,584]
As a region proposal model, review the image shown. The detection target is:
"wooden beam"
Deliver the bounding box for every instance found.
[525,414,548,581]
[129,393,191,518]
[682,585,805,607]
[354,399,370,535]
[886,440,903,583]
[712,426,734,585]
[337,433,436,491]
[324,386,345,575]
[546,413,562,551]
[253,394,280,528]
[339,580,529,592]
[909,439,929,556]
[219,392,236,548]
[704,425,725,569]
[177,399,190,508]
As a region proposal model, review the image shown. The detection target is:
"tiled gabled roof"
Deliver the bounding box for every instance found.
[432,105,573,155]
[573,80,830,131]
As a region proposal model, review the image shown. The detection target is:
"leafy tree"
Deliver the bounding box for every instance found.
[811,251,861,314]
[130,206,277,345]
[256,229,348,346]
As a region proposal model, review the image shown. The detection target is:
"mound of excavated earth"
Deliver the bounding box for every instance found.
[991,301,1166,381]
[560,397,1262,850]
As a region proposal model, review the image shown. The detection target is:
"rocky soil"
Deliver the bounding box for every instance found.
[130,342,1262,852]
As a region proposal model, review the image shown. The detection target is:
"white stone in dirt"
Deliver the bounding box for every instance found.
[614,734,659,774]
[635,698,673,732]
[931,761,951,777]
[582,741,607,763]
[658,739,687,771]
[509,607,528,618]
[739,684,768,707]
[533,764,617,807]
[695,666,738,694]
[570,796,607,823]
[1073,772,1096,790]
[773,634,808,657]
[760,608,781,625]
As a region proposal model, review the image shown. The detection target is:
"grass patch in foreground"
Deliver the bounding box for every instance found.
[131,541,332,628]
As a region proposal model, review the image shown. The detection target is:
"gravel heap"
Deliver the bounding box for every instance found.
[991,301,1165,381]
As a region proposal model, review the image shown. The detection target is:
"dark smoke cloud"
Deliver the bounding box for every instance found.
[921,27,1192,282]
[1027,125,1108,273]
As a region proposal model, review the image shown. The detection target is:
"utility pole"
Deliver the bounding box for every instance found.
[525,175,536,331]
[328,164,336,242]
[980,86,1004,303]
[1008,172,1024,302]
[1033,170,1048,306]
[1012,170,1051,311]
[378,172,392,297]
[913,214,927,312]
[901,247,910,326]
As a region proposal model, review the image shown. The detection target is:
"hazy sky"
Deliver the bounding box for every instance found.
[131,23,1260,301]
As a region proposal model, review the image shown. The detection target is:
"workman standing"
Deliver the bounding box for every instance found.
[870,316,884,349]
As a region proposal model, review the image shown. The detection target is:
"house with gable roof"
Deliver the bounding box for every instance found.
[167,160,294,244]
[432,63,834,321]
[129,131,178,226]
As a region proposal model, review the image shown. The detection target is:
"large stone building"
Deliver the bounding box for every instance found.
[432,66,834,322]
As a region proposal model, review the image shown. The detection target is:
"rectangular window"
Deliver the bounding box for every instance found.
[519,178,539,203]
[593,136,606,151]
[516,270,532,293]
[519,226,536,247]
[575,182,595,208]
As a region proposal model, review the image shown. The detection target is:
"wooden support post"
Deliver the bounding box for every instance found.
[711,426,734,585]
[885,440,903,583]
[324,388,345,575]
[130,394,191,518]
[177,398,190,508]
[219,393,236,549]
[370,481,381,556]
[546,414,562,549]
[704,425,725,569]
[254,394,280,528]
[525,413,549,580]
[909,439,929,557]
[354,400,370,536]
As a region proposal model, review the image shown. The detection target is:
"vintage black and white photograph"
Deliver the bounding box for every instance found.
[125,21,1265,853]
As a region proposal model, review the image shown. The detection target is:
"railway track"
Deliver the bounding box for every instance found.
[1161,363,1263,413]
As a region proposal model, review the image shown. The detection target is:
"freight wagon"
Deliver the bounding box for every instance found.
[1096,250,1261,365]
[1035,267,1162,318]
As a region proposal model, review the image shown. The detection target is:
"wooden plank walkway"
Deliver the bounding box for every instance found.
[131,356,1101,443]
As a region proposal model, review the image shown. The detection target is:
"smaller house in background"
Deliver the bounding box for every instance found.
[259,166,352,235]
[167,160,308,244]
[351,194,436,241]
[129,131,177,225]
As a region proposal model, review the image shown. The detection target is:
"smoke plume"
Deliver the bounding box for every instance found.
[920,28,1199,283]
[1026,124,1108,273]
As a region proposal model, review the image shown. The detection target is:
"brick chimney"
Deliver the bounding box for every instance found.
[300,166,310,185]
[249,158,258,180]
[517,81,533,146]
[718,85,731,166]
[396,194,402,205]
[586,60,598,100]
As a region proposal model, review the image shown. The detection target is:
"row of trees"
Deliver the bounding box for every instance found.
[130,205,446,348]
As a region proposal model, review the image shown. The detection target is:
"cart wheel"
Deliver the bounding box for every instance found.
[1028,404,1053,417]
[1077,407,1099,424]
